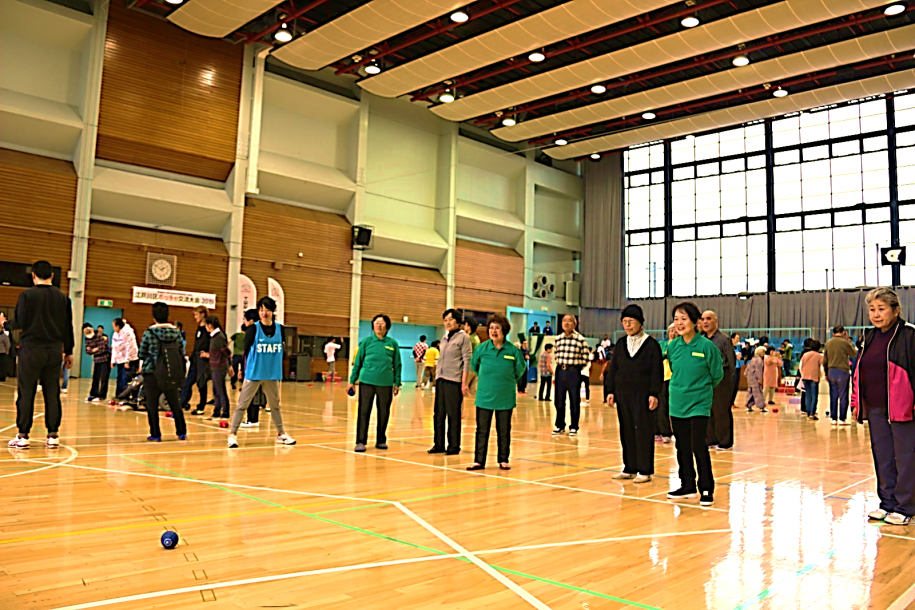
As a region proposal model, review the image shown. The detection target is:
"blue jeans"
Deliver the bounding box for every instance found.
[61,361,69,390]
[116,363,129,397]
[803,380,819,416]
[828,369,850,422]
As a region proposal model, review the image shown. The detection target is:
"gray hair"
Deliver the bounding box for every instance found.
[865,287,900,310]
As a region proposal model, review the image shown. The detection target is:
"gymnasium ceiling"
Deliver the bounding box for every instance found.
[131,0,915,160]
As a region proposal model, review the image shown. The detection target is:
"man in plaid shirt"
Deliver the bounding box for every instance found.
[83,324,110,402]
[551,314,590,436]
[413,335,428,388]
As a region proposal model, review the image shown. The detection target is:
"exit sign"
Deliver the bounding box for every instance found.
[97,299,114,308]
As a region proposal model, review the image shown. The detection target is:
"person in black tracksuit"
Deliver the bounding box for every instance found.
[180,305,210,415]
[604,304,664,482]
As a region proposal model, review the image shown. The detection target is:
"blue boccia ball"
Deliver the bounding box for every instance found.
[347,387,355,397]
[161,531,179,549]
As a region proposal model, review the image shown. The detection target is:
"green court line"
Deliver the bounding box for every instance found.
[125,457,660,609]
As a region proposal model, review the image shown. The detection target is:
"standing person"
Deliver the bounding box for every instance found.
[605,305,663,483]
[205,316,230,420]
[227,297,296,448]
[701,310,736,451]
[781,340,794,378]
[799,341,823,420]
[421,340,440,388]
[666,301,723,506]
[552,314,590,437]
[412,335,428,388]
[580,347,593,406]
[763,347,781,405]
[744,347,766,412]
[538,344,554,402]
[852,287,915,526]
[180,306,210,415]
[7,261,74,449]
[229,324,246,390]
[237,310,262,428]
[516,340,531,395]
[324,338,342,382]
[0,326,9,382]
[824,325,857,425]
[83,324,110,402]
[529,321,540,335]
[467,314,527,471]
[731,333,743,407]
[428,309,471,455]
[111,318,138,398]
[463,317,481,395]
[543,321,554,336]
[136,302,188,442]
[348,313,401,452]
[655,324,676,444]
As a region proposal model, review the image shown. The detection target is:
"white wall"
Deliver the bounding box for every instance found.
[533,185,581,238]
[0,31,83,107]
[456,163,516,213]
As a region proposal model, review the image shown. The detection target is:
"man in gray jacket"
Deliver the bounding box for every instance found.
[701,310,736,451]
[428,309,472,456]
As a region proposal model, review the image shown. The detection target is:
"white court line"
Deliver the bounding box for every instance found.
[532,463,627,483]
[50,554,460,610]
[473,528,740,556]
[825,476,876,498]
[316,445,731,513]
[0,444,79,479]
[888,578,915,610]
[393,502,550,609]
[0,413,41,435]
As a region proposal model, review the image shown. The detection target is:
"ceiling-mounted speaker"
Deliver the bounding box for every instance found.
[352,225,374,250]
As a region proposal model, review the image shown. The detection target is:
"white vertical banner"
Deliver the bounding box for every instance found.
[236,275,257,331]
[268,277,285,324]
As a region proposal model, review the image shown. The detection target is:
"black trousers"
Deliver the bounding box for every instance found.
[210,367,229,418]
[143,374,187,438]
[474,407,512,465]
[538,375,552,401]
[671,415,714,493]
[90,360,110,400]
[179,356,209,410]
[16,343,63,435]
[730,367,741,405]
[0,353,9,381]
[580,375,590,400]
[356,383,393,445]
[616,391,656,475]
[230,354,244,385]
[517,370,528,393]
[432,379,464,451]
[554,368,581,430]
[706,377,734,449]
[656,380,672,437]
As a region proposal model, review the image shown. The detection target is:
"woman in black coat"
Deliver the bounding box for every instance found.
[604,304,664,483]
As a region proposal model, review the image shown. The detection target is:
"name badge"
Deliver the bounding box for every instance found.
[504,355,515,360]
[692,352,705,358]
[385,346,394,351]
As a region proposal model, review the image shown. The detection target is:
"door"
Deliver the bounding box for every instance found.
[81,307,122,379]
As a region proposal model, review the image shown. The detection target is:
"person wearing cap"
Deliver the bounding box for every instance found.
[604,304,663,483]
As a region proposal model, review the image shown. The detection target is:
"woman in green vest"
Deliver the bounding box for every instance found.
[467,313,527,471]
[666,301,723,506]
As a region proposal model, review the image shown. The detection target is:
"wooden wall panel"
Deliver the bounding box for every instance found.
[97,1,243,182]
[360,261,447,327]
[84,222,228,342]
[0,148,76,307]
[240,199,352,337]
[454,239,524,313]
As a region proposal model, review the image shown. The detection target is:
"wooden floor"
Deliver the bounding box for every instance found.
[2,379,915,610]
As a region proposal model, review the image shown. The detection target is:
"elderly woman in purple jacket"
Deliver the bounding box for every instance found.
[852,287,915,527]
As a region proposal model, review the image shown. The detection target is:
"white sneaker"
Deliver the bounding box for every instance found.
[227,434,238,449]
[633,474,652,483]
[839,420,851,426]
[240,422,259,428]
[7,435,29,449]
[61,388,68,394]
[91,397,101,403]
[569,428,579,437]
[831,420,838,426]
[885,512,912,526]
[612,472,634,480]
[276,433,296,445]
[46,436,60,448]
[868,509,888,520]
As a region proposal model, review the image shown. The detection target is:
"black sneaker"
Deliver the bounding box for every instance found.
[667,488,698,500]
[809,414,819,421]
[700,491,714,506]
[552,427,564,435]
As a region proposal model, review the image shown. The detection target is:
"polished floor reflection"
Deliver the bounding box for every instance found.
[1,380,913,610]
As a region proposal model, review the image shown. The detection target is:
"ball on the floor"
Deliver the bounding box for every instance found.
[164,411,173,418]
[772,407,779,413]
[219,420,229,428]
[161,531,179,549]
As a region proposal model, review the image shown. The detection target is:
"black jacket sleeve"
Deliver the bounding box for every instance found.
[244,324,257,359]
[605,342,623,394]
[647,338,663,398]
[63,296,74,356]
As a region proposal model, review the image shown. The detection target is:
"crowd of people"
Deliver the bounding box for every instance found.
[4,260,914,521]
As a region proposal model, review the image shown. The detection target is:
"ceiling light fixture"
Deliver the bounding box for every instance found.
[884,3,906,16]
[681,16,700,27]
[732,54,750,67]
[274,23,293,43]
[364,61,381,75]
[555,138,568,146]
[773,87,788,97]
[685,134,695,141]
[501,117,517,127]
[450,10,469,22]
[528,51,546,62]
[165,0,184,4]
[590,153,601,160]
[591,84,607,94]
[642,112,656,120]
[439,90,455,103]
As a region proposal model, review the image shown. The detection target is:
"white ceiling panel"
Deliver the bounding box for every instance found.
[546,69,915,160]
[432,0,890,123]
[358,0,682,98]
[272,0,470,71]
[168,0,284,38]
[493,23,915,142]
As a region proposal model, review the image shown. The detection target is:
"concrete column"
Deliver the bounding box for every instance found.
[347,95,370,375]
[68,0,108,375]
[436,123,458,307]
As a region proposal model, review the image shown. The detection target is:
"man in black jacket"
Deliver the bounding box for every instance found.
[8,261,74,450]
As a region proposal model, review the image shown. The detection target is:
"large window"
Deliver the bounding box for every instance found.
[623,91,914,298]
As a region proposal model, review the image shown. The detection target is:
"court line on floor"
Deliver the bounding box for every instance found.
[472,528,738,556]
[316,444,731,513]
[824,476,876,499]
[888,579,915,610]
[0,413,41,435]
[730,550,836,610]
[0,444,78,479]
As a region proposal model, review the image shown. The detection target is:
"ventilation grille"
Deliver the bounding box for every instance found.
[146,252,177,287]
[532,274,556,300]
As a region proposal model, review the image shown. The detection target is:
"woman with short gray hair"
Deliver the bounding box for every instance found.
[852,287,915,526]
